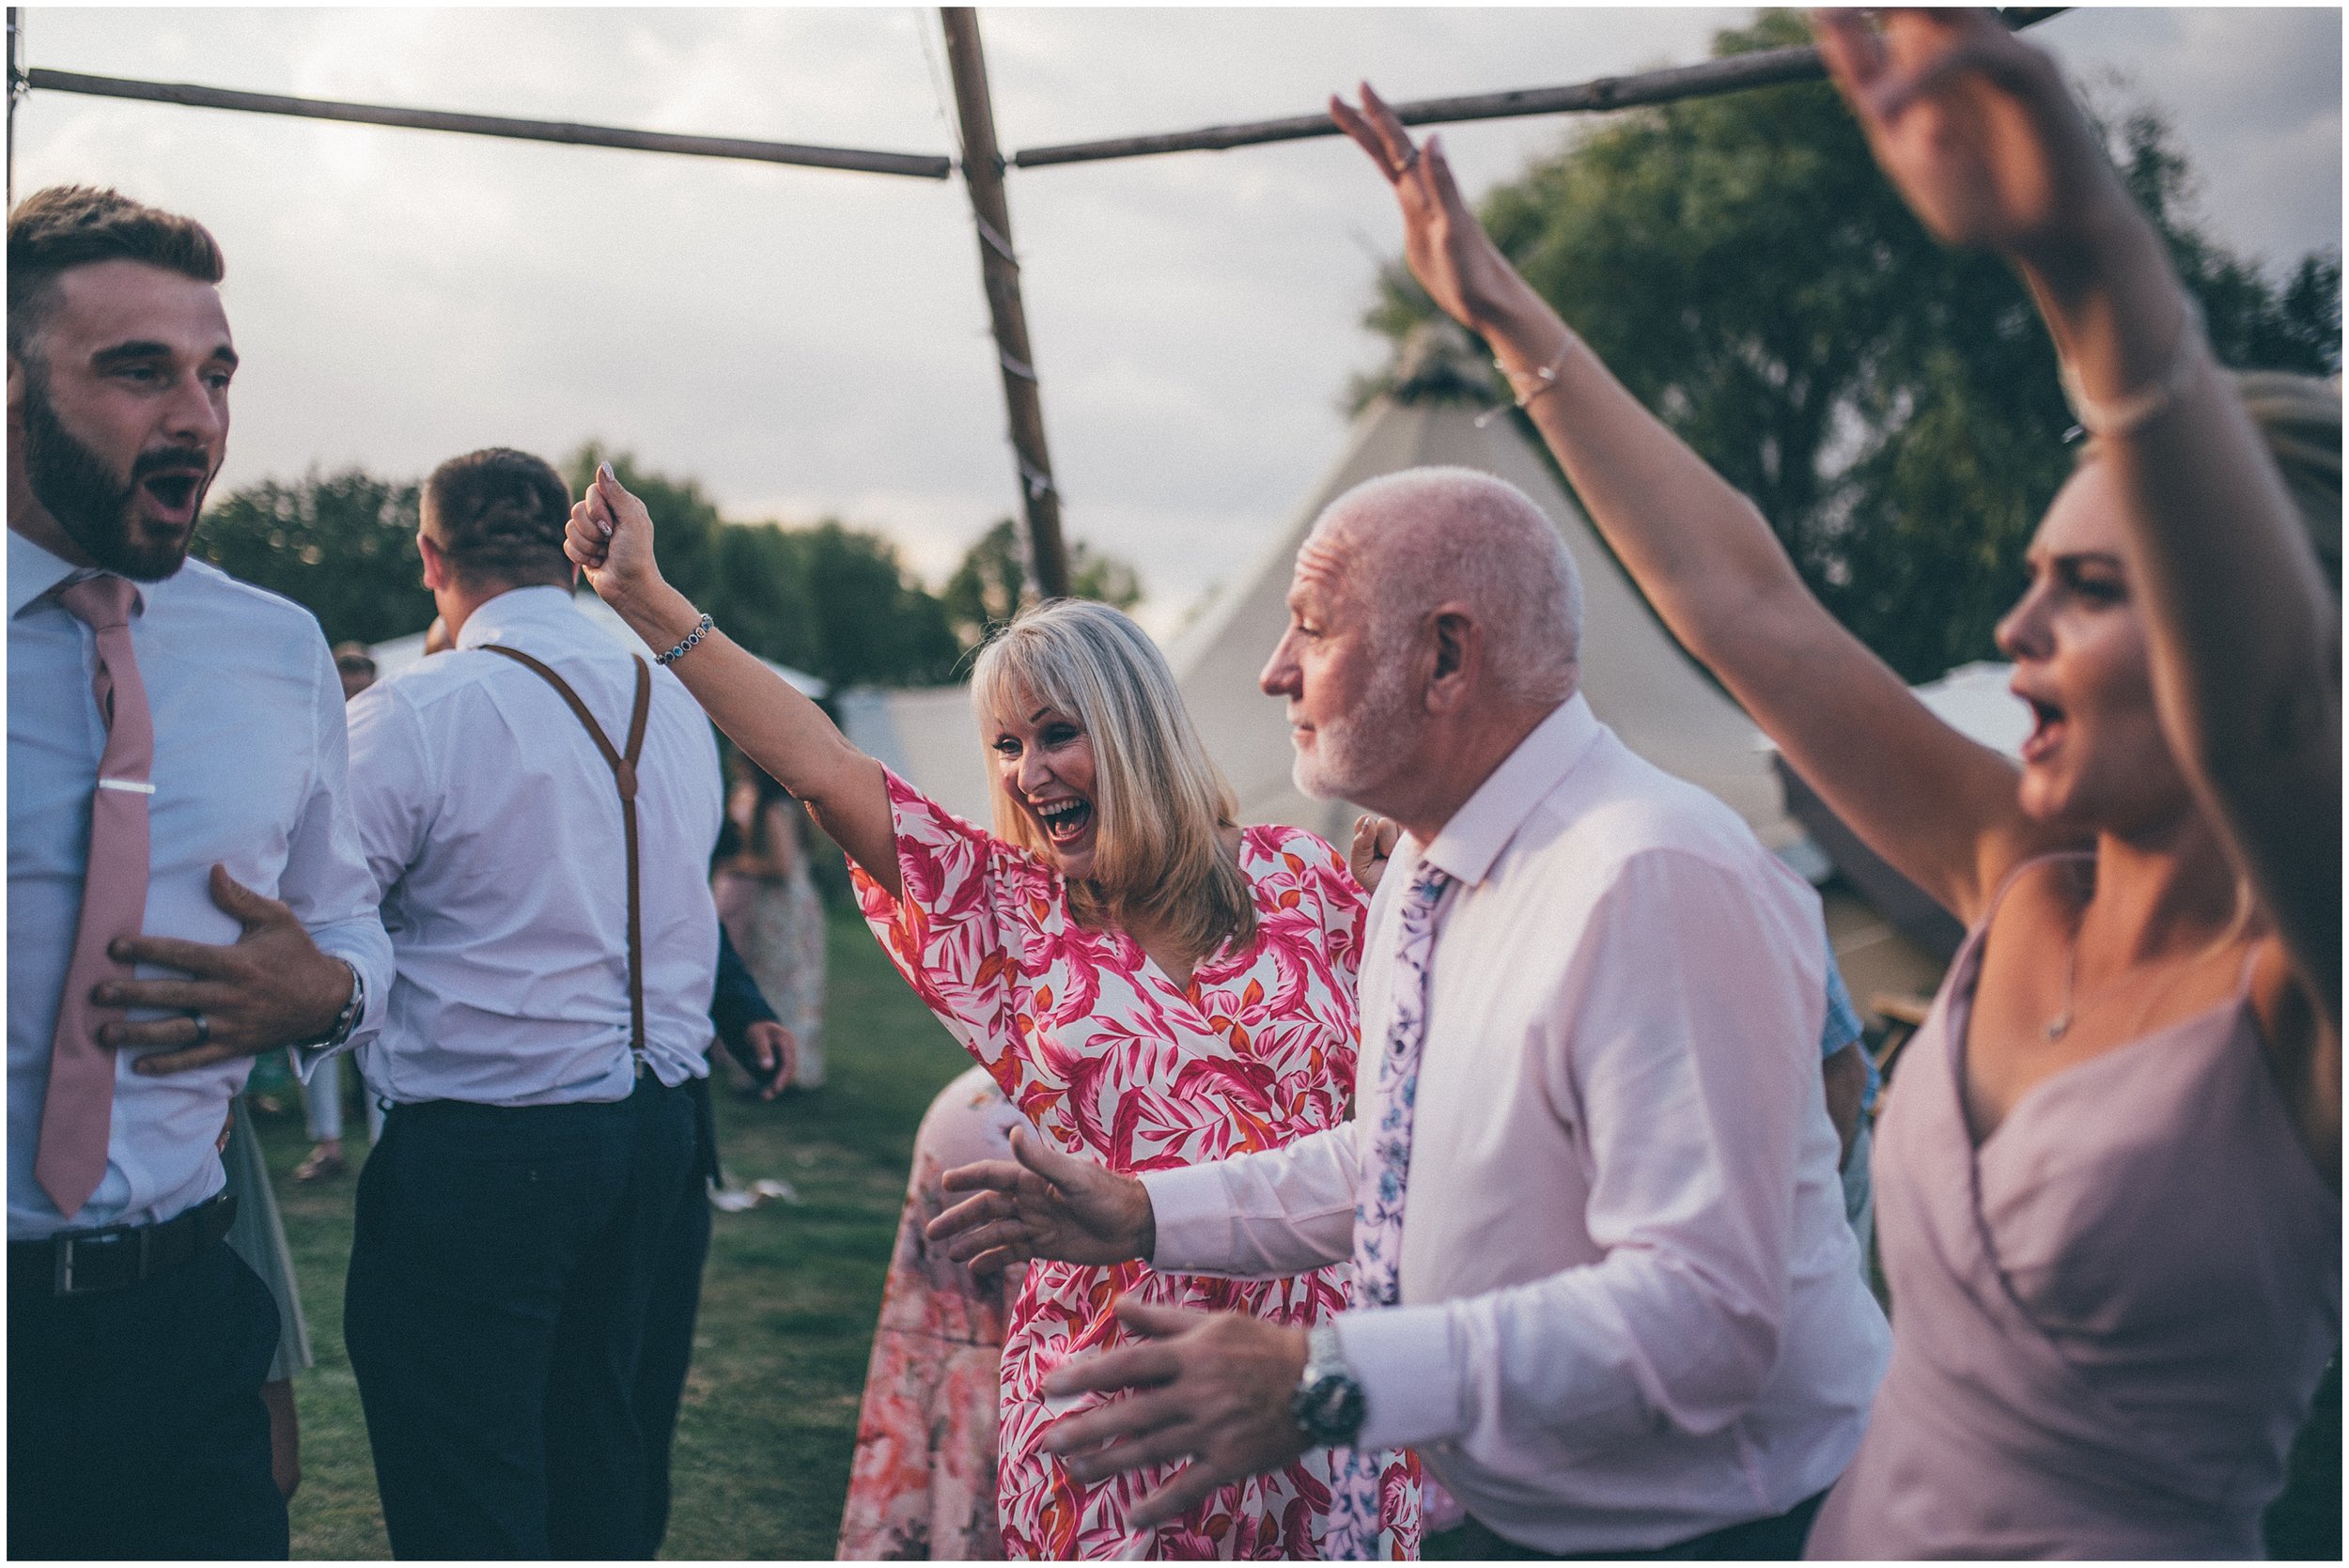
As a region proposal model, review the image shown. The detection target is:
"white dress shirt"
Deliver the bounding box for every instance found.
[8,528,392,1241]
[343,586,723,1105]
[1143,693,1890,1554]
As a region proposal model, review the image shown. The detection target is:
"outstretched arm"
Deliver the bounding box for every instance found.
[927,1125,1158,1272]
[1331,85,2045,924]
[1818,8,2341,1049]
[565,466,900,898]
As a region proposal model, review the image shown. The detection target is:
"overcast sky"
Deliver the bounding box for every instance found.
[13,6,2341,634]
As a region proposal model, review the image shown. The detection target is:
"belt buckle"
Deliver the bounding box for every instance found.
[52,1225,132,1296]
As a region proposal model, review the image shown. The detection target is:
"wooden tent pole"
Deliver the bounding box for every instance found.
[1013,8,2067,170]
[19,67,951,179]
[940,7,1071,602]
[8,9,23,208]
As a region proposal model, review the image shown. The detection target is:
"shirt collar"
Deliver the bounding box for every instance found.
[8,526,149,621]
[1414,691,1603,889]
[455,584,582,651]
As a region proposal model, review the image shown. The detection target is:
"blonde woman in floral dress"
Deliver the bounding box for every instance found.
[568,471,1416,1560]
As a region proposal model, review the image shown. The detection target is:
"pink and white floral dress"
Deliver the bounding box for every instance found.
[853,768,1420,1560]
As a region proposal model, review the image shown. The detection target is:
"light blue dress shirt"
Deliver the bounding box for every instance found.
[8,528,392,1241]
[343,586,723,1106]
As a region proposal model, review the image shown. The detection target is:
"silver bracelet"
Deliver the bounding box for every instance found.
[1475,341,1573,429]
[655,612,714,666]
[2058,294,2207,441]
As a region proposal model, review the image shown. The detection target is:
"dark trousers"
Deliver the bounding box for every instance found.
[630,1075,719,1555]
[344,1075,699,1560]
[8,1236,288,1560]
[1423,1489,1828,1561]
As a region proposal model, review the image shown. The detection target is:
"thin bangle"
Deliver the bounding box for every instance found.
[1477,339,1575,428]
[2058,294,2207,441]
[655,612,714,666]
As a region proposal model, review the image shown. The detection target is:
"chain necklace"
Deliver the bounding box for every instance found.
[2045,876,2252,1042]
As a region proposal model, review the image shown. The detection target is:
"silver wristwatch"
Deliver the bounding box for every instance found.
[1290,1322,1367,1448]
[294,960,366,1054]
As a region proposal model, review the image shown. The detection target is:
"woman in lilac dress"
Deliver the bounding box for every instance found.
[1333,10,2337,1556]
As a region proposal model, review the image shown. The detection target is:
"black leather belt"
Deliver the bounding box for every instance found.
[11,1191,238,1297]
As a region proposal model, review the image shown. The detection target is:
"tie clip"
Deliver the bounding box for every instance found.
[98,778,155,794]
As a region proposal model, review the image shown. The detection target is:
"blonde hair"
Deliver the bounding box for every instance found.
[2232,370,2341,598]
[971,599,1255,965]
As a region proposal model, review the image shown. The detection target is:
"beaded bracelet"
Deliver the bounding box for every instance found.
[656,612,714,666]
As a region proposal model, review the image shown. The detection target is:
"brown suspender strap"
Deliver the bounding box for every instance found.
[479,645,654,1056]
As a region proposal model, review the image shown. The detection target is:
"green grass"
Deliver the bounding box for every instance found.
[255,904,971,1559]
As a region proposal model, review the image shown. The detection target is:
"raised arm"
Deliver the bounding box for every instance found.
[564,465,900,898]
[1816,7,2340,1038]
[1330,85,2045,924]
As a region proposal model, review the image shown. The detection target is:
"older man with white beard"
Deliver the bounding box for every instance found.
[926,466,1888,1560]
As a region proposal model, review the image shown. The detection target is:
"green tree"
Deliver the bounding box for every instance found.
[565,445,961,688]
[1366,10,2341,681]
[940,517,1145,647]
[194,468,432,645]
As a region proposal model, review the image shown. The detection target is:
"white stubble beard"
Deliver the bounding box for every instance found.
[1291,647,1421,804]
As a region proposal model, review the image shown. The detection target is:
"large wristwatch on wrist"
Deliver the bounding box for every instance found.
[1290,1322,1367,1448]
[294,960,366,1054]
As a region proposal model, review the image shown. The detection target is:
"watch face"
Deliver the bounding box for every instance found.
[1295,1373,1365,1445]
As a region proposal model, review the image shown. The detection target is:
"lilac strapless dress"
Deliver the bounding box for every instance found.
[1808,856,2339,1560]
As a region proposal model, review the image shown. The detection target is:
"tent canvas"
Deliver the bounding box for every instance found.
[1164,372,1805,860]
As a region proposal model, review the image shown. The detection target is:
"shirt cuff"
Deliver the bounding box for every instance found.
[1336,1304,1465,1452]
[1140,1164,1237,1273]
[288,945,382,1080]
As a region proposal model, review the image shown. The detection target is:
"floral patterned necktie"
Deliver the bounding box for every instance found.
[1324,861,1454,1560]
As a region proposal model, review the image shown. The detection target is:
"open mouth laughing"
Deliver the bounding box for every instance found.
[1034,796,1094,846]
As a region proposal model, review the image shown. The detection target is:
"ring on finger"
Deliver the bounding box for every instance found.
[188,1010,210,1048]
[1396,144,1421,174]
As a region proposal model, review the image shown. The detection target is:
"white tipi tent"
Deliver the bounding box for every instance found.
[1166,325,1809,863]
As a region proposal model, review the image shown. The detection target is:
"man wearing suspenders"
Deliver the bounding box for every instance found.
[338,447,726,1559]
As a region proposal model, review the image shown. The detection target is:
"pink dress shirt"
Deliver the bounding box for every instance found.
[1143,693,1889,1555]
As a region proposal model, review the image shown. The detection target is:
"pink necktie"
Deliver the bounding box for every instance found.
[38,574,154,1220]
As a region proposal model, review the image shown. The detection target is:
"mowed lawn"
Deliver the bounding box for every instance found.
[255,903,972,1559]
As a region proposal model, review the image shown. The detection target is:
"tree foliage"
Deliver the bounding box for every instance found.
[195,446,1147,690]
[194,468,432,646]
[563,444,962,689]
[939,517,1145,647]
[1366,10,2341,681]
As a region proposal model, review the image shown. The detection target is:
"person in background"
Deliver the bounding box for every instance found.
[712,751,829,1090]
[334,640,377,703]
[339,447,725,1559]
[1327,9,2337,1552]
[837,1065,1029,1560]
[8,184,389,1560]
[568,473,1419,1560]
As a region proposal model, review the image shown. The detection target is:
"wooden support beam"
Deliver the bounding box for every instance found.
[21,67,953,179]
[1014,8,2068,170]
[8,9,23,208]
[941,8,1072,601]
